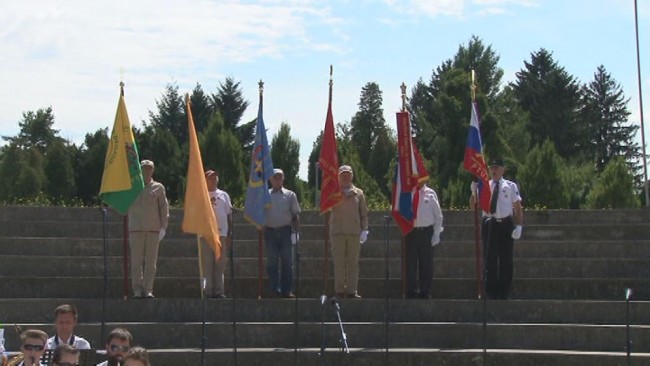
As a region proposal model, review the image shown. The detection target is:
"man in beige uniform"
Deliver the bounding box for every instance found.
[328,165,369,298]
[128,159,169,299]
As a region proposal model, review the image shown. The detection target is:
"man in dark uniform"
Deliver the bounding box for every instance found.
[471,158,523,299]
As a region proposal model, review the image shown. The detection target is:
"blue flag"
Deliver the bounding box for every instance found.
[243,94,274,228]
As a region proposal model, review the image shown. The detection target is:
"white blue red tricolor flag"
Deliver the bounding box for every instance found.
[463,102,491,213]
[391,111,428,235]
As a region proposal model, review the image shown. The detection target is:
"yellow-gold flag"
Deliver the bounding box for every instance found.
[181,95,221,259]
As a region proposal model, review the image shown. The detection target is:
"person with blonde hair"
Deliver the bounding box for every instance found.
[122,347,149,366]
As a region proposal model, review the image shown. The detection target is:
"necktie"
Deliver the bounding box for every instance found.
[490,180,499,214]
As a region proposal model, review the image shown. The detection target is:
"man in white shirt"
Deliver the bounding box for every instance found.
[46,304,91,350]
[203,170,233,298]
[405,180,444,299]
[471,158,524,299]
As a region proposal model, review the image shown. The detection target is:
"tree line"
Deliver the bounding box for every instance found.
[0,36,643,209]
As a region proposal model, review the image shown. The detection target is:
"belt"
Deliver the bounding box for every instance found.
[265,225,291,230]
[413,225,433,230]
[485,216,512,223]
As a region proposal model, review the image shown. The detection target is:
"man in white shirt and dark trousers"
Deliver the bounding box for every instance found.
[471,158,524,300]
[203,170,233,298]
[405,180,444,299]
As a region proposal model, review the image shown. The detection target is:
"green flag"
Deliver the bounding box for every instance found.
[99,84,144,214]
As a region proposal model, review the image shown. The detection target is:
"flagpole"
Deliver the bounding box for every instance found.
[257,80,265,300]
[470,70,483,300]
[119,81,130,300]
[634,0,649,207]
[197,236,205,300]
[323,66,333,296]
[399,83,408,299]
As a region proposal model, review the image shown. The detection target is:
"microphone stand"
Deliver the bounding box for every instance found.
[626,288,633,366]
[383,215,391,366]
[332,299,349,355]
[294,231,301,366]
[201,278,207,366]
[319,295,327,366]
[482,218,493,366]
[100,207,108,346]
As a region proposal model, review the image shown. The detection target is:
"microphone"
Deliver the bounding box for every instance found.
[320,295,327,305]
[626,288,633,300]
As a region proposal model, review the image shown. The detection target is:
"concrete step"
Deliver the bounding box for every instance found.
[1,277,649,300]
[1,220,649,242]
[2,237,650,259]
[2,299,648,325]
[141,348,650,366]
[3,206,650,226]
[1,255,649,279]
[3,321,650,352]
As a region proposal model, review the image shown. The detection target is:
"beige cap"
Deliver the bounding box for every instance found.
[338,165,353,174]
[141,159,155,168]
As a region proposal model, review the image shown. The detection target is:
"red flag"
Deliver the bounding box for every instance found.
[391,111,428,235]
[319,97,342,212]
[464,102,491,213]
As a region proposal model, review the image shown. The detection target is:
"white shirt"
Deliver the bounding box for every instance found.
[414,185,444,234]
[46,334,91,350]
[209,189,232,237]
[484,178,522,218]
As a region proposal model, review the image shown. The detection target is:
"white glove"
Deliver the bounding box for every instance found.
[470,181,478,194]
[512,225,522,240]
[431,232,441,247]
[158,228,166,241]
[359,230,369,244]
[291,232,299,245]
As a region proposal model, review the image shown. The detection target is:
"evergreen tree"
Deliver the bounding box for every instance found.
[199,113,246,201]
[148,83,186,147]
[579,65,639,174]
[270,122,301,193]
[137,125,184,202]
[350,82,386,168]
[74,128,109,205]
[5,107,60,153]
[512,49,582,159]
[585,157,639,208]
[211,77,254,155]
[519,140,569,208]
[189,83,212,134]
[44,140,76,203]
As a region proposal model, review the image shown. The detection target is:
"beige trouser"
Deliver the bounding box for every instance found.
[130,231,160,296]
[200,236,228,296]
[330,234,361,294]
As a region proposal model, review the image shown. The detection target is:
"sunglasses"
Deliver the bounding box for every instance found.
[57,363,79,366]
[23,344,44,351]
[110,344,130,352]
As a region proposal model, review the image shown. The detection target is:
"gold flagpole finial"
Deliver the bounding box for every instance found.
[470,69,477,101]
[400,82,407,112]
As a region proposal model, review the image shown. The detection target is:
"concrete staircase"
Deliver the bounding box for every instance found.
[1,206,649,365]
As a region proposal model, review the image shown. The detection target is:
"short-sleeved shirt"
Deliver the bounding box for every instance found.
[264,187,301,228]
[209,189,232,237]
[484,178,522,218]
[414,185,443,233]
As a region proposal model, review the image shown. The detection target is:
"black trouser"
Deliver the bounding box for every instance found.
[482,216,514,299]
[405,225,434,298]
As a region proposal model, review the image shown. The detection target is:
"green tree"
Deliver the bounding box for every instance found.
[270,122,301,194]
[350,82,387,169]
[148,83,186,147]
[211,77,255,157]
[518,139,569,208]
[44,140,76,203]
[585,157,639,208]
[4,107,60,153]
[0,144,45,202]
[74,128,109,205]
[579,65,639,174]
[512,49,582,159]
[137,125,184,203]
[189,83,212,134]
[199,113,246,201]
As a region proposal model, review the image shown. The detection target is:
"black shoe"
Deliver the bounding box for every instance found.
[419,293,431,299]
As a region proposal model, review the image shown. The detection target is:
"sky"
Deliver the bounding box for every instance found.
[1,0,648,180]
